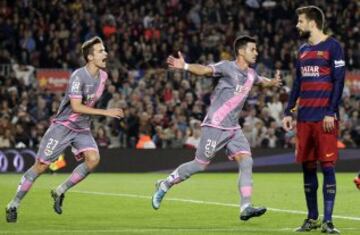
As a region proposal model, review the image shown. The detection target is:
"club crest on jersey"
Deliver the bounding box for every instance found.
[301,66,319,77]
[317,51,324,57]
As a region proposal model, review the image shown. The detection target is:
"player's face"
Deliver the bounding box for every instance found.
[91,43,108,69]
[243,42,258,64]
[296,14,311,39]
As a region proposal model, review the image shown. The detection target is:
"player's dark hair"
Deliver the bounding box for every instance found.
[296,5,325,30]
[233,35,257,56]
[81,36,103,62]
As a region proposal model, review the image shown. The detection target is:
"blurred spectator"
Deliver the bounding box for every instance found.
[170,129,186,148]
[243,121,257,148]
[184,128,201,149]
[95,126,111,148]
[342,130,357,148]
[0,129,12,148]
[136,131,156,149]
[184,120,201,149]
[152,125,165,148]
[12,63,35,86]
[14,123,30,148]
[29,97,50,123]
[267,94,283,124]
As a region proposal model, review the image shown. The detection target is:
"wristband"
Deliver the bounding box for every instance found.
[184,63,189,70]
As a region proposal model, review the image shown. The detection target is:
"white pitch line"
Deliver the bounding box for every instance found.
[0,228,307,234]
[1,228,359,234]
[71,190,360,221]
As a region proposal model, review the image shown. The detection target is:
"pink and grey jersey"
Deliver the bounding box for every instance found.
[201,60,262,129]
[52,67,108,131]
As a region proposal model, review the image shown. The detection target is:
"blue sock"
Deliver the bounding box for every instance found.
[303,164,318,220]
[322,166,336,222]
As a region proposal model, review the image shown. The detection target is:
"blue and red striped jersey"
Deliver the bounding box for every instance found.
[284,37,345,121]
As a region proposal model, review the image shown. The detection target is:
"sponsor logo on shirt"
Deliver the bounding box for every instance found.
[71,76,81,92]
[234,84,250,95]
[334,60,345,68]
[325,153,335,158]
[301,66,319,77]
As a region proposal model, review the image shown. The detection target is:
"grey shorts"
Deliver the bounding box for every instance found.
[195,126,251,164]
[37,123,98,165]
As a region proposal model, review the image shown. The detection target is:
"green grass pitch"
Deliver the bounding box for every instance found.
[1,173,359,235]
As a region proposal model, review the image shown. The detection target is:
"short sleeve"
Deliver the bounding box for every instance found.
[208,61,227,77]
[253,71,264,84]
[68,72,83,99]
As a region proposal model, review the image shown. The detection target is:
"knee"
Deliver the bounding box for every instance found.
[193,159,208,171]
[84,151,100,169]
[235,154,253,168]
[33,160,49,174]
[233,153,252,161]
[303,161,317,171]
[320,161,335,169]
[178,160,207,180]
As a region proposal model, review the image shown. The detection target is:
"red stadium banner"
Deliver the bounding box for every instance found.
[36,69,71,92]
[346,71,360,95]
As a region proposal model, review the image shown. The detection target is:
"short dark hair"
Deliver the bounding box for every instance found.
[81,36,103,62]
[296,5,325,30]
[233,35,257,56]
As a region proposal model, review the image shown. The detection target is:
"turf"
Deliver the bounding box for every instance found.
[1,173,359,234]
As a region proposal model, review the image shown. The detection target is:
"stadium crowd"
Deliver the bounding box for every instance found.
[0,0,359,149]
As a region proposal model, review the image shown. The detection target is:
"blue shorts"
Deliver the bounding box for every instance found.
[195,126,251,164]
[37,123,98,165]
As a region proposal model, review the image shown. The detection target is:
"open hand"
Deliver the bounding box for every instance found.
[272,70,283,87]
[167,51,185,70]
[105,108,124,119]
[323,115,335,133]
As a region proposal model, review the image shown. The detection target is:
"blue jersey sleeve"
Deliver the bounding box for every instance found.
[284,59,301,117]
[326,41,345,117]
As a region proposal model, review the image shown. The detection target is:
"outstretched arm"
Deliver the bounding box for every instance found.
[258,70,282,87]
[167,51,213,76]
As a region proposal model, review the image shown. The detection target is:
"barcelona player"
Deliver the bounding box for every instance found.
[282,6,345,234]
